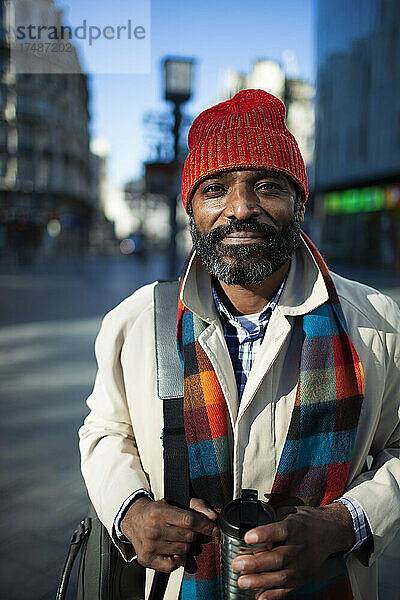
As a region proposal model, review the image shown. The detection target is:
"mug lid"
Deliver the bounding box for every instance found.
[219,489,276,539]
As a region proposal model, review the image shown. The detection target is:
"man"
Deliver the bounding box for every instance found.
[79,90,400,600]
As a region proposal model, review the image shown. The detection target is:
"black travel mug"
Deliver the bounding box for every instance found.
[219,489,276,600]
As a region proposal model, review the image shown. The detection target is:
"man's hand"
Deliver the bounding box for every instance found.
[121,497,219,573]
[232,502,354,600]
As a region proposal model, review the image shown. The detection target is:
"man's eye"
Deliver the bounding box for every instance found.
[256,182,283,193]
[203,184,224,194]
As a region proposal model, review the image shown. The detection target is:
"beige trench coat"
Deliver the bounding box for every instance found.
[79,238,400,600]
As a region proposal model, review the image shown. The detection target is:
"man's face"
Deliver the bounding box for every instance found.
[188,169,305,285]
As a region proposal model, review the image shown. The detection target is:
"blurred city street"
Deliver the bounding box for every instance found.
[0,254,399,599]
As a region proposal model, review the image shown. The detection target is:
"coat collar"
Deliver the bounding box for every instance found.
[180,235,329,321]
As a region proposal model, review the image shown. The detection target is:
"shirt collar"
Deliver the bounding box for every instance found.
[212,272,288,333]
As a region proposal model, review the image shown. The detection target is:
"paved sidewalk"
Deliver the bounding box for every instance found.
[0,317,97,599]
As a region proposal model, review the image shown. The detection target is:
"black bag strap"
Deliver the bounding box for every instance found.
[55,518,91,600]
[151,280,189,600]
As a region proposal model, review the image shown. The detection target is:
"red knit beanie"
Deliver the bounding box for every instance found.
[181,89,308,212]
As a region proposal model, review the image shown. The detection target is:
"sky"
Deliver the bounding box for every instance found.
[57,0,315,191]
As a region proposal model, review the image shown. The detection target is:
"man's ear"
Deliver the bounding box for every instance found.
[294,190,306,224]
[298,200,306,223]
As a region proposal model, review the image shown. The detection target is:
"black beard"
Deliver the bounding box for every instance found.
[188,212,302,285]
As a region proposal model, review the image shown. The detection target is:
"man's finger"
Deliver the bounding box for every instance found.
[157,524,197,543]
[160,504,219,537]
[147,501,218,536]
[190,497,218,520]
[148,540,191,556]
[244,520,290,545]
[148,554,185,573]
[232,546,296,574]
[237,568,297,592]
[256,588,294,600]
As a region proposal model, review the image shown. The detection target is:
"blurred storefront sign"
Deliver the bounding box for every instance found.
[322,182,400,269]
[145,161,182,198]
[325,184,400,215]
[0,206,50,224]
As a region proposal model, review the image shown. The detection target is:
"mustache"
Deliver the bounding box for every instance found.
[204,219,278,244]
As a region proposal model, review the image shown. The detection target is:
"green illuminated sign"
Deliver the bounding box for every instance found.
[325,184,400,215]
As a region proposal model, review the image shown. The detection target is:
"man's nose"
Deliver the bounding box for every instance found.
[224,185,261,220]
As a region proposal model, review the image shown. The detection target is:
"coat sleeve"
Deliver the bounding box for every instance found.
[343,293,400,566]
[78,284,155,561]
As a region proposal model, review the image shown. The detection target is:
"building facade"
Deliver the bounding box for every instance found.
[0,0,95,260]
[315,0,400,268]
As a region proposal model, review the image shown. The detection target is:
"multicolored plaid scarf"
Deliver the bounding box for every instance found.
[176,234,364,600]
